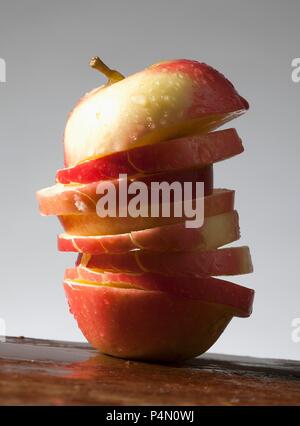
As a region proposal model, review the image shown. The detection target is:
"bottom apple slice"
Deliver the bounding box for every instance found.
[64,280,250,362]
[65,268,254,317]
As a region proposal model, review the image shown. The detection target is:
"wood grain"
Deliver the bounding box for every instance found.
[0,337,299,405]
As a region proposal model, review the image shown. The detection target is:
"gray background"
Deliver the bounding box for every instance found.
[1,0,300,360]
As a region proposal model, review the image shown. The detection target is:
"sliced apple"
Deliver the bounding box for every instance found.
[58,210,240,254]
[57,128,243,184]
[37,165,213,216]
[65,268,254,317]
[64,280,245,362]
[78,246,253,277]
[58,188,235,236]
[64,59,248,167]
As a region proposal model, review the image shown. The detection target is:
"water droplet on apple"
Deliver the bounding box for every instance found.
[131,95,147,106]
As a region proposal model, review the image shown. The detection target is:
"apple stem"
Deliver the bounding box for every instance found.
[89,56,125,84]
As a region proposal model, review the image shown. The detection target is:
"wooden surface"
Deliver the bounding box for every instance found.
[0,336,300,405]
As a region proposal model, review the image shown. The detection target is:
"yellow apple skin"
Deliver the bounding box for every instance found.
[64,59,248,166]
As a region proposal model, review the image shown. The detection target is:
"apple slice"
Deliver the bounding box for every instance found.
[78,246,253,277]
[57,128,243,184]
[64,279,246,362]
[65,268,254,317]
[58,210,240,254]
[37,165,213,216]
[64,59,248,167]
[58,188,235,236]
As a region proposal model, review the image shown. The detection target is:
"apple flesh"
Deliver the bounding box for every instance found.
[57,128,243,184]
[65,268,254,317]
[58,210,240,254]
[64,280,238,362]
[37,165,213,216]
[64,59,248,167]
[58,188,235,236]
[78,246,253,278]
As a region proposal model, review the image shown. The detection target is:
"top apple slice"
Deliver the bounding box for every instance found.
[64,59,248,168]
[57,127,243,184]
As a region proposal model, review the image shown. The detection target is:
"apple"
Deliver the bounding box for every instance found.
[37,165,213,216]
[78,246,253,277]
[36,56,253,363]
[58,188,235,236]
[64,280,242,361]
[57,128,243,184]
[64,59,248,167]
[58,210,240,254]
[65,268,254,317]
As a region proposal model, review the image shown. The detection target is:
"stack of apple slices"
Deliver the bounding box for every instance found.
[37,58,254,362]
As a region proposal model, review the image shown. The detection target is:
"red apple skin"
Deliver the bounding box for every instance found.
[58,210,240,254]
[151,60,249,115]
[79,246,253,278]
[37,165,213,216]
[64,59,249,167]
[58,188,235,236]
[57,128,243,184]
[64,280,236,362]
[65,268,254,317]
